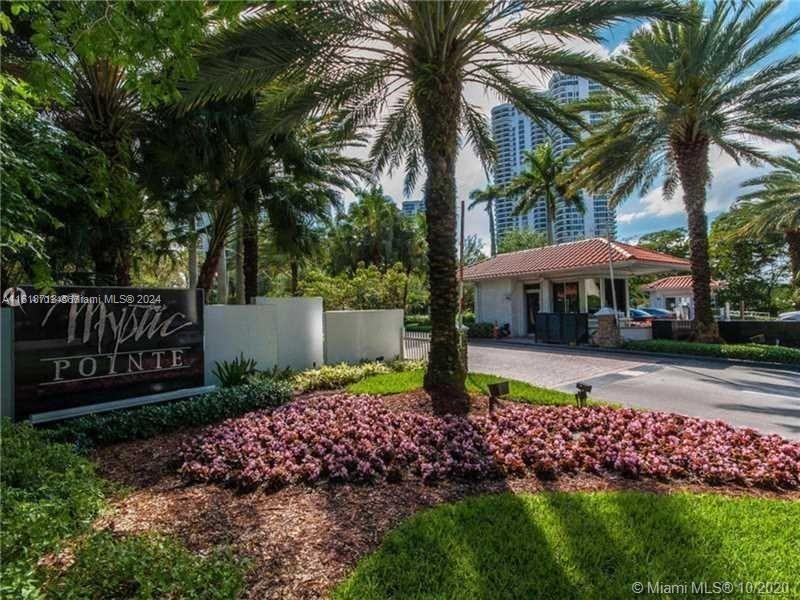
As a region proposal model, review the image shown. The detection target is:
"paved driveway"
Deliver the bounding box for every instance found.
[468,341,800,440]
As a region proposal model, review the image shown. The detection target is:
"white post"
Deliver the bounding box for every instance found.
[606,236,618,323]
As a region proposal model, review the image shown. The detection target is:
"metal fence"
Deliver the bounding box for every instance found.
[403,329,430,360]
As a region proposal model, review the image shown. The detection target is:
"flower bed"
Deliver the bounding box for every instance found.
[180,396,800,491]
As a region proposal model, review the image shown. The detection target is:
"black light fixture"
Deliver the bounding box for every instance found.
[487,380,509,413]
[575,382,592,408]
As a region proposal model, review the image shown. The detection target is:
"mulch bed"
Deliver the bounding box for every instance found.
[91,391,800,599]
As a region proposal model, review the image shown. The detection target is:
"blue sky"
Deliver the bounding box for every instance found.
[596,1,800,241]
[363,1,800,246]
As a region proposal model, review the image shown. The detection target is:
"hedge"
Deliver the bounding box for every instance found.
[45,379,292,449]
[624,340,800,365]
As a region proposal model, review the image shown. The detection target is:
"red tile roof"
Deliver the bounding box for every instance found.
[462,238,690,281]
[642,275,723,291]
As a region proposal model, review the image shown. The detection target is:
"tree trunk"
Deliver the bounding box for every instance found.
[415,73,469,415]
[786,229,800,309]
[674,138,719,341]
[235,217,245,304]
[487,202,496,256]
[290,260,299,296]
[217,245,228,304]
[197,202,234,299]
[241,189,259,304]
[545,197,555,245]
[188,217,198,289]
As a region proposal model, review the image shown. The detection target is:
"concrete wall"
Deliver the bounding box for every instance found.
[255,297,324,370]
[620,326,653,341]
[475,279,514,327]
[204,305,279,385]
[324,309,403,364]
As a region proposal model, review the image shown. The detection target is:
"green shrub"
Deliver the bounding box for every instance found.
[1,419,106,597]
[42,532,246,599]
[46,380,292,449]
[293,360,423,392]
[467,321,495,338]
[624,340,800,365]
[213,353,258,387]
[404,314,430,327]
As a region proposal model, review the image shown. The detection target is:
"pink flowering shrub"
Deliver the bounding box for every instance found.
[180,395,800,491]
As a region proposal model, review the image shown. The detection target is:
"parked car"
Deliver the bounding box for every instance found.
[639,307,676,319]
[778,311,800,321]
[629,309,654,325]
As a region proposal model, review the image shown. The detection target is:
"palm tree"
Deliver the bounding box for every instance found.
[736,157,800,308]
[504,143,583,245]
[185,1,682,414]
[468,184,502,256]
[569,1,800,341]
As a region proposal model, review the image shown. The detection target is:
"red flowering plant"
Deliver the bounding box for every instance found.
[180,395,800,491]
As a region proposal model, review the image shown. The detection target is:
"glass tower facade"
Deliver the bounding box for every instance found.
[490,74,617,245]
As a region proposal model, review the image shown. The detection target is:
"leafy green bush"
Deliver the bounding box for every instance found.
[42,532,246,599]
[1,419,106,597]
[213,353,258,387]
[46,380,292,449]
[468,321,495,338]
[404,314,430,327]
[293,360,423,392]
[624,340,800,365]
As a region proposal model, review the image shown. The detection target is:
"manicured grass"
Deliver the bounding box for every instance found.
[347,370,579,406]
[624,339,800,365]
[334,491,800,599]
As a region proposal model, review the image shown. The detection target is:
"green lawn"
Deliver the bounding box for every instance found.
[347,370,580,406]
[334,491,800,599]
[624,339,800,365]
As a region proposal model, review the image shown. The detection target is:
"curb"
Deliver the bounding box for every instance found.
[468,339,800,373]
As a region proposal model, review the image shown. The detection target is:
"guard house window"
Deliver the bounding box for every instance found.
[553,282,579,313]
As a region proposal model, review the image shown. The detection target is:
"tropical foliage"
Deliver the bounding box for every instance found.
[570,0,800,340]
[735,157,800,308]
[506,143,583,244]
[181,0,683,411]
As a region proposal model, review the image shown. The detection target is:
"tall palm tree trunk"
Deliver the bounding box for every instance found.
[415,78,469,415]
[786,229,800,309]
[241,189,259,304]
[674,139,719,341]
[487,202,496,256]
[290,260,300,296]
[545,198,555,245]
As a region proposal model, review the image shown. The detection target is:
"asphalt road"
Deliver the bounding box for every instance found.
[467,341,800,439]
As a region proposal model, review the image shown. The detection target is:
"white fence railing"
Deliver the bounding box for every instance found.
[403,330,430,361]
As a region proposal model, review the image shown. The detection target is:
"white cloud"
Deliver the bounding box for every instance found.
[615,141,797,231]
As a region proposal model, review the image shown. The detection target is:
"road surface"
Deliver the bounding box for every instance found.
[468,341,800,439]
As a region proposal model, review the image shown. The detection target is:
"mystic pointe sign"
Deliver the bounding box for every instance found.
[10,287,204,421]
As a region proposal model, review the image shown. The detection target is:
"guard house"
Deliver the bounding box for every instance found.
[462,238,691,342]
[642,275,724,320]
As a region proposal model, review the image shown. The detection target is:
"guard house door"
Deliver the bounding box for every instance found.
[525,284,540,334]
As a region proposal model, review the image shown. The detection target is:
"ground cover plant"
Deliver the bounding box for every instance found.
[347,371,577,406]
[45,380,292,449]
[1,419,245,598]
[624,340,800,365]
[334,491,800,599]
[291,360,423,392]
[42,532,246,599]
[181,396,800,491]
